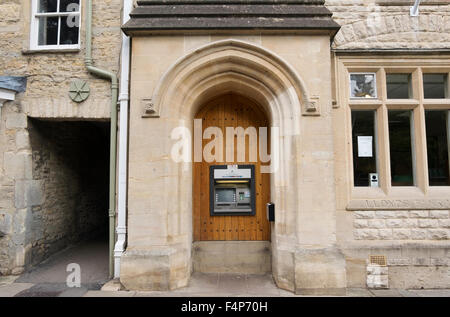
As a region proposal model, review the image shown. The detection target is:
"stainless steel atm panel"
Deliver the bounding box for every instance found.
[210,165,256,216]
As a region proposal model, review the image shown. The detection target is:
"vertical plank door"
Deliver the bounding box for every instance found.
[193,93,271,241]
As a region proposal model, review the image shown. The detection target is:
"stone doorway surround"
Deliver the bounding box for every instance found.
[120,39,346,295]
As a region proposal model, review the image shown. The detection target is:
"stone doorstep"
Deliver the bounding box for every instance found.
[192,241,271,275]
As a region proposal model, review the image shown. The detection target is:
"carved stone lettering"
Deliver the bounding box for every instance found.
[347,199,450,211]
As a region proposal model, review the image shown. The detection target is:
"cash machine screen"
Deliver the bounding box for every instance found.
[216,188,236,203]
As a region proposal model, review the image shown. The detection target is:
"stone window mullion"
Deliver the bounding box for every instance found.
[378,103,391,194]
[413,102,428,192]
[377,67,390,193]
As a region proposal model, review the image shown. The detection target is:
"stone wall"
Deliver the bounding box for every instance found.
[327,0,450,289]
[122,34,346,294]
[0,0,122,119]
[0,103,32,275]
[343,242,449,288]
[1,0,449,289]
[0,0,122,274]
[354,210,450,241]
[325,0,450,49]
[345,210,450,287]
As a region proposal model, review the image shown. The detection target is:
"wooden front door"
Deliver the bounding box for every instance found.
[193,93,271,241]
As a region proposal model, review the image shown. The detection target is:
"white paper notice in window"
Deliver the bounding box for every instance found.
[357,136,373,157]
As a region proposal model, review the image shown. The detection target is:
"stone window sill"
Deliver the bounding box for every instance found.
[22,48,81,55]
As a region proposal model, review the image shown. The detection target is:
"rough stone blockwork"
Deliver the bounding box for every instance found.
[325,0,450,49]
[0,106,31,275]
[353,210,450,240]
[0,0,122,119]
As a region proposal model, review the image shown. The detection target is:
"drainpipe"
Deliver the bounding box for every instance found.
[114,0,132,279]
[85,0,118,278]
[0,91,15,122]
[410,0,421,16]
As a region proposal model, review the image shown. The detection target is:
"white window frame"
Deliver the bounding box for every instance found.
[30,0,81,50]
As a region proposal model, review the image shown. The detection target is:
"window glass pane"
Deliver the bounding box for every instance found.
[38,0,58,13]
[426,110,450,186]
[60,0,80,12]
[38,16,59,46]
[423,74,448,99]
[60,15,79,45]
[352,110,378,187]
[350,73,377,98]
[388,110,414,186]
[387,74,411,99]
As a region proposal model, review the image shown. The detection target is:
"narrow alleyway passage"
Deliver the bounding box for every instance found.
[10,238,108,297]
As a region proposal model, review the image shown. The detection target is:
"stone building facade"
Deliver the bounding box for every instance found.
[0,0,122,275]
[0,0,449,294]
[329,0,450,290]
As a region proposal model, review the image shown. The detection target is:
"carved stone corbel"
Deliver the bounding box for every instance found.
[302,95,321,116]
[141,98,160,118]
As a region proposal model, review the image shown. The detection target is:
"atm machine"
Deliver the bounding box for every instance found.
[210,165,255,216]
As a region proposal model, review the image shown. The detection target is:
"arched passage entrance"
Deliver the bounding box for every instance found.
[193,93,271,242]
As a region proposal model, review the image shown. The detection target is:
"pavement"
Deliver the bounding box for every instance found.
[0,237,109,297]
[2,272,450,297]
[0,239,449,297]
[84,273,450,297]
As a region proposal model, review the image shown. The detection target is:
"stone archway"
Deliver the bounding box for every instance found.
[147,39,307,291]
[121,39,346,294]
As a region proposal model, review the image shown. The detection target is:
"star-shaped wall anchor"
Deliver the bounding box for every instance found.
[69,79,90,103]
